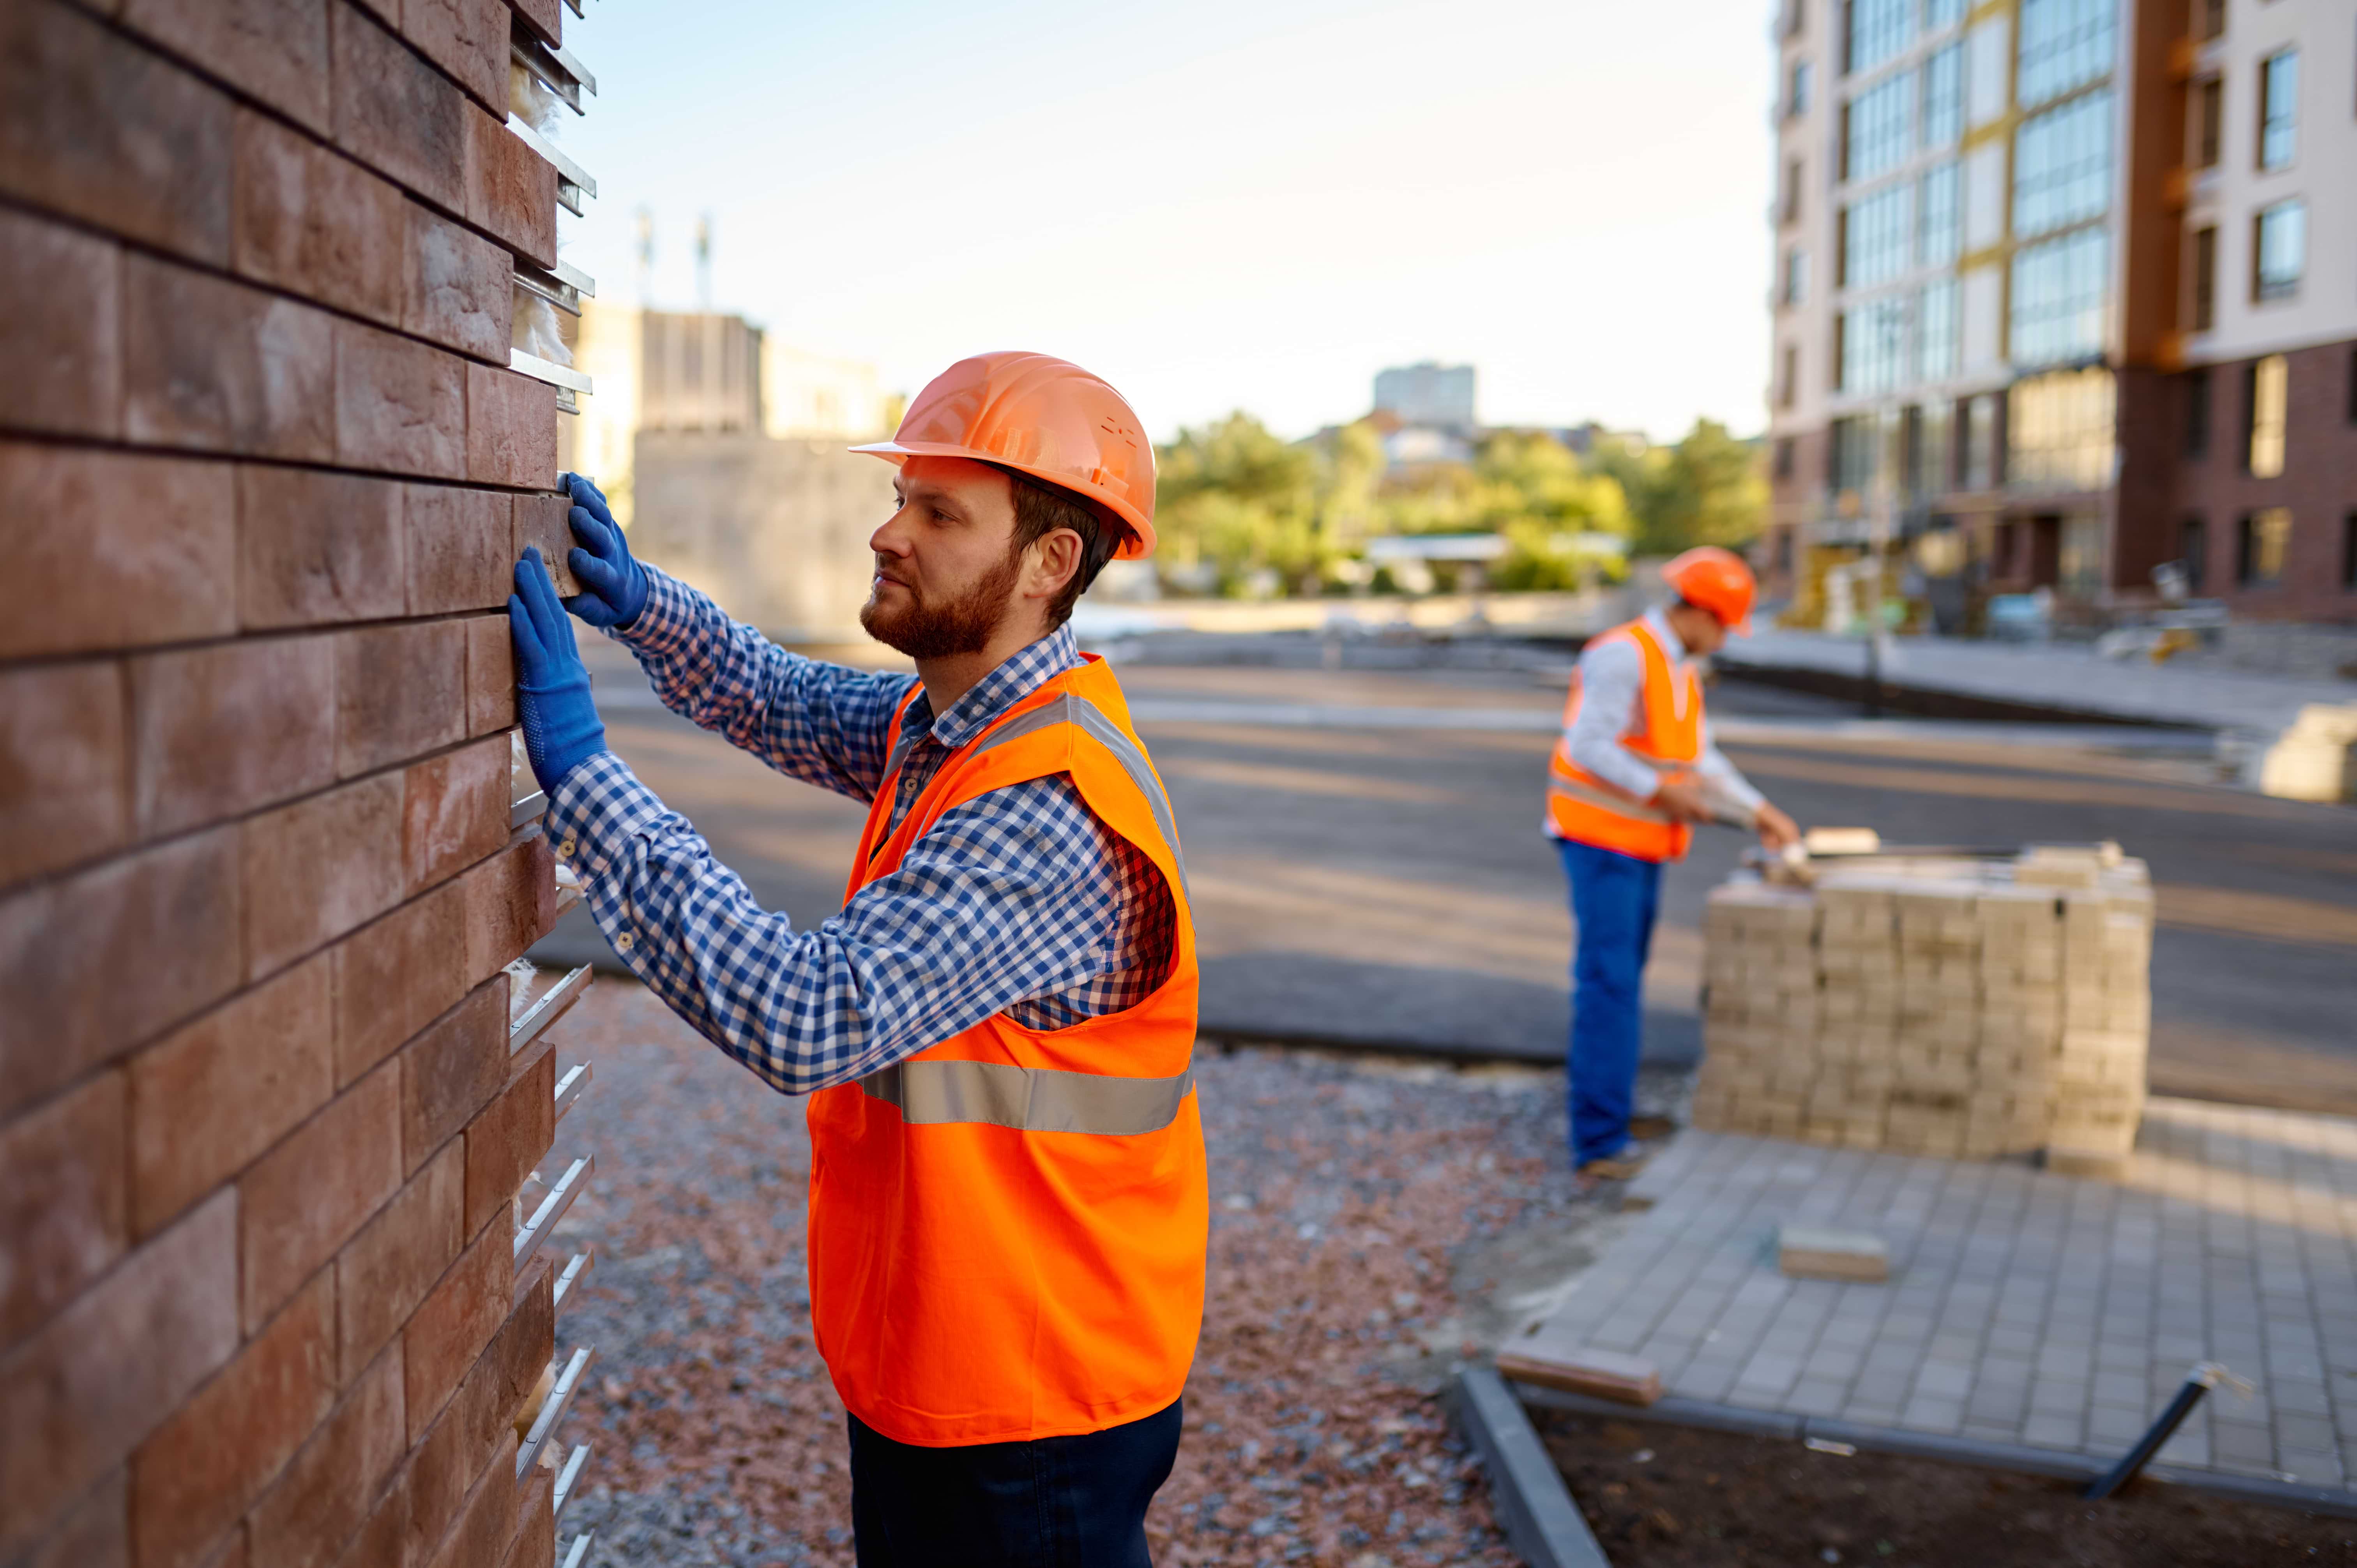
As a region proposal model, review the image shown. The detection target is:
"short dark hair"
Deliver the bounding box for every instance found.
[997,466,1127,629]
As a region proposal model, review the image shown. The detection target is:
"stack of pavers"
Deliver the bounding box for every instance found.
[1691,844,2154,1176]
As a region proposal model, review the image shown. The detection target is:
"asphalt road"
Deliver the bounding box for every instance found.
[535,632,2357,1112]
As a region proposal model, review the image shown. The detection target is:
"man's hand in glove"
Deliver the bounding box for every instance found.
[510,547,608,796]
[559,472,648,630]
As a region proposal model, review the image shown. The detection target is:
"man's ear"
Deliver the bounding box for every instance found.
[1025,528,1084,602]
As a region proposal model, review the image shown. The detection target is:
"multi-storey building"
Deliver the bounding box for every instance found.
[1765,0,2356,625]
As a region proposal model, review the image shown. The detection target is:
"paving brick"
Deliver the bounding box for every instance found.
[0,659,130,885]
[404,0,505,111]
[465,1038,553,1240]
[128,952,333,1239]
[335,319,468,479]
[247,1346,404,1568]
[231,109,405,325]
[131,1268,336,1568]
[12,1468,128,1568]
[460,833,557,976]
[0,1190,239,1563]
[0,828,243,1121]
[399,977,509,1172]
[406,203,511,363]
[337,1141,462,1382]
[464,613,517,735]
[462,107,556,266]
[0,207,122,438]
[130,635,338,837]
[330,2,466,210]
[121,0,332,133]
[334,881,470,1087]
[403,1219,513,1442]
[241,773,405,981]
[0,1070,128,1352]
[0,0,232,263]
[240,1061,400,1331]
[408,486,512,614]
[402,735,510,893]
[237,465,407,630]
[0,444,237,660]
[123,254,335,460]
[469,367,560,489]
[335,621,468,778]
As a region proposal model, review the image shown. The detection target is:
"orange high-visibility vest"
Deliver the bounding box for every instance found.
[804,655,1207,1448]
[1545,617,1704,863]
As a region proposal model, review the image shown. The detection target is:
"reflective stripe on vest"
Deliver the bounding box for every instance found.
[859,1058,1196,1135]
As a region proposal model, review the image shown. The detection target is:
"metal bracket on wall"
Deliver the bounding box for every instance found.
[505,117,596,214]
[553,1061,592,1123]
[509,348,593,398]
[560,1534,594,1568]
[516,1155,593,1273]
[511,964,593,1055]
[551,862,584,915]
[510,788,547,828]
[553,1248,594,1312]
[511,22,596,113]
[518,1344,595,1476]
[514,257,595,316]
[551,1443,592,1520]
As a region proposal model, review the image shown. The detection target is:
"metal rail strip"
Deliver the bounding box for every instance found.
[514,1155,592,1273]
[517,1345,594,1476]
[553,1248,594,1312]
[553,1061,592,1123]
[511,965,593,1055]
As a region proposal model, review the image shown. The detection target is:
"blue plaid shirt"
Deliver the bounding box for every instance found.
[544,566,1174,1097]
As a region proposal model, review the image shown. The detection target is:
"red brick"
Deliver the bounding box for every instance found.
[462,106,557,267]
[0,659,130,886]
[402,735,510,894]
[129,635,338,837]
[506,1459,555,1568]
[231,108,405,326]
[334,881,470,1086]
[14,1468,128,1568]
[465,1038,552,1239]
[336,318,468,478]
[421,1441,515,1568]
[403,1219,512,1442]
[201,1526,247,1568]
[486,1262,553,1451]
[405,0,505,111]
[241,773,405,982]
[398,977,507,1172]
[123,254,335,460]
[409,486,512,613]
[337,621,468,777]
[336,1466,407,1568]
[237,465,407,630]
[459,833,556,976]
[0,445,235,659]
[0,207,121,438]
[0,1191,239,1563]
[509,0,559,45]
[239,1061,400,1330]
[508,490,580,595]
[0,1,231,263]
[121,0,332,135]
[406,203,511,363]
[464,614,518,736]
[131,1269,335,1568]
[336,1141,460,1382]
[0,1071,127,1351]
[128,953,334,1239]
[400,1262,541,1566]
[331,2,466,210]
[0,829,242,1121]
[247,1346,404,1568]
[468,367,560,490]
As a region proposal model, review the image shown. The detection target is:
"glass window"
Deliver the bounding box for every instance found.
[1783,247,1810,306]
[2007,367,2117,493]
[2010,227,2111,366]
[2253,200,2304,302]
[2013,88,2114,238]
[1831,414,1880,492]
[1916,161,1960,267]
[1774,437,1796,479]
[2238,508,2291,586]
[2190,225,2216,330]
[2184,369,2210,458]
[2060,517,2105,595]
[1843,183,1914,288]
[1920,44,1965,147]
[1917,278,1960,380]
[2180,516,2207,590]
[2258,50,2297,170]
[1924,0,1965,31]
[1840,297,1911,394]
[1781,343,1800,407]
[1960,393,1998,489]
[1843,71,1917,182]
[2194,77,2221,168]
[2247,354,2286,477]
[1790,59,1815,117]
[1846,0,1913,74]
[1905,402,1952,495]
[1783,157,1805,222]
[2018,0,2116,108]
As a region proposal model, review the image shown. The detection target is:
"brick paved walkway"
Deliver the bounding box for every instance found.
[1530,1098,2357,1489]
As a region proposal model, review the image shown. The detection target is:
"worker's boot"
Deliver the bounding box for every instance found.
[1627,1115,1677,1142]
[1576,1151,1648,1189]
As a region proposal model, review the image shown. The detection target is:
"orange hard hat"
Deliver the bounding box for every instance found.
[850,351,1157,558]
[1663,546,1756,634]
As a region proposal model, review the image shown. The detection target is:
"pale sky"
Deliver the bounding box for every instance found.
[553,0,1776,444]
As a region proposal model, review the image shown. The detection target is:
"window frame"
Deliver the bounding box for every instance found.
[2245,354,2287,478]
[2252,199,2306,304]
[2256,48,2297,172]
[2193,76,2221,169]
[2180,515,2207,591]
[2236,507,2291,588]
[2184,369,2211,459]
[2190,224,2217,331]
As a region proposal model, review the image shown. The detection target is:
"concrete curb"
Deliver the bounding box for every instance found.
[1451,1367,1615,1568]
[1515,1383,2357,1521]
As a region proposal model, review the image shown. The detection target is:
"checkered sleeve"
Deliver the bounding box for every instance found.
[543,749,1130,1097]
[606,563,915,804]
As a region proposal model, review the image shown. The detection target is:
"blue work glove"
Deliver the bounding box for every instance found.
[559,472,648,630]
[510,547,608,796]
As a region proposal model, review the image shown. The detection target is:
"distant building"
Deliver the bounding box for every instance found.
[1373,362,1477,429]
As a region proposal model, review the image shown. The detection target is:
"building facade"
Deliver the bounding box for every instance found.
[1766,0,2357,625]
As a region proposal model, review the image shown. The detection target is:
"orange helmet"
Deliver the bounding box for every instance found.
[851,351,1157,558]
[1663,546,1756,634]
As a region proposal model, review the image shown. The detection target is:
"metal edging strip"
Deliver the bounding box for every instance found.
[515,1155,592,1273]
[509,348,594,395]
[560,1534,594,1568]
[553,1061,592,1123]
[1450,1367,1614,1568]
[517,1345,594,1477]
[511,965,594,1054]
[553,1248,594,1312]
[551,1442,591,1520]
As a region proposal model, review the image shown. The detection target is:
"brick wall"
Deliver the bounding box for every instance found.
[0,2,595,1565]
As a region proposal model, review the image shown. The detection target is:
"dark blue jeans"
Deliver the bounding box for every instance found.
[1557,837,1663,1166]
[848,1399,1182,1567]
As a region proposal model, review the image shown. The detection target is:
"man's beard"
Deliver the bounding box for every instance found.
[859,548,1023,660]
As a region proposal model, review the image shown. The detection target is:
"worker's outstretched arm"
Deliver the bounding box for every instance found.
[559,472,910,803]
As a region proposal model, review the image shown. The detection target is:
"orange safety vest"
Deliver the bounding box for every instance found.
[804,654,1207,1448]
[1544,616,1705,863]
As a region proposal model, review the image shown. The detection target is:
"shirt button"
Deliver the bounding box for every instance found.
[559,837,579,859]
[614,933,634,951]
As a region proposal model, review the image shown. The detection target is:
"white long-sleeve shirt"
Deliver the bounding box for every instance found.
[1558,606,1764,823]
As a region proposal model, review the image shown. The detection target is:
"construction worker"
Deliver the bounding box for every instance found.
[1546,548,1799,1185]
[506,352,1204,1566]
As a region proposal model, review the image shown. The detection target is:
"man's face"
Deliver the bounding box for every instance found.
[860,456,1025,659]
[1684,610,1730,658]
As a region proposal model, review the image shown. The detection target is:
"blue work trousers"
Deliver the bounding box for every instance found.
[1557,837,1663,1166]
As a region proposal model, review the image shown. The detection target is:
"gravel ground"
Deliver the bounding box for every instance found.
[538,978,1659,1567]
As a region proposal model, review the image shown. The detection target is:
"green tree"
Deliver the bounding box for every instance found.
[1612,418,1766,554]
[1154,413,1321,594]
